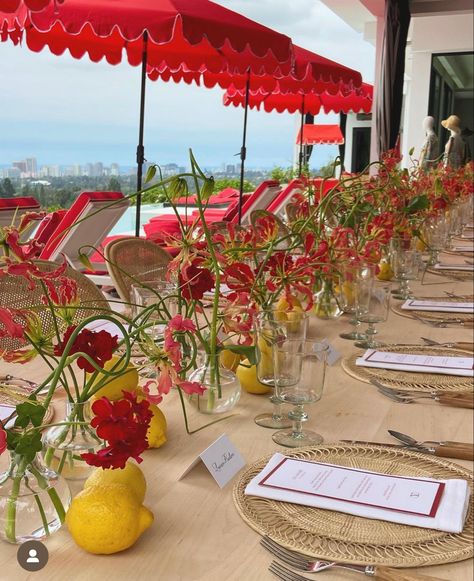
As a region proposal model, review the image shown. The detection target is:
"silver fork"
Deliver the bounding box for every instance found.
[264,539,448,579]
[411,314,468,327]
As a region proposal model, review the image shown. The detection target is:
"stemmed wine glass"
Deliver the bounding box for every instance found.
[254,309,308,429]
[337,262,374,340]
[425,217,449,266]
[354,280,391,349]
[391,249,422,300]
[272,339,328,447]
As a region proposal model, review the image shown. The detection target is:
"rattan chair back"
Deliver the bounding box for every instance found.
[0,260,111,353]
[104,237,172,301]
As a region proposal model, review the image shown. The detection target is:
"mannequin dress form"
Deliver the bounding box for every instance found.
[441,115,466,169]
[419,116,439,171]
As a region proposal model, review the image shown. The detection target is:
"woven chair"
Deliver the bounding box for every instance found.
[104,237,172,301]
[0,260,111,353]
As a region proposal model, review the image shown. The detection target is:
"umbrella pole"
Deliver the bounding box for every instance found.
[298,94,305,177]
[238,69,251,225]
[135,31,148,237]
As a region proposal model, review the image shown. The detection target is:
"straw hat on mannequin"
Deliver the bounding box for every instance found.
[442,115,467,169]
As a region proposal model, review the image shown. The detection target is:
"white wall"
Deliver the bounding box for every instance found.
[401,14,474,167]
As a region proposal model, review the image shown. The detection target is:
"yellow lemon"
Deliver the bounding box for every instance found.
[341,281,354,303]
[377,261,394,281]
[275,294,302,312]
[66,483,154,554]
[257,334,273,357]
[84,461,146,504]
[146,404,167,448]
[415,238,427,252]
[236,359,271,395]
[219,348,241,372]
[88,355,139,401]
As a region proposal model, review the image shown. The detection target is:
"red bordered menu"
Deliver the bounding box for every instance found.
[259,458,445,517]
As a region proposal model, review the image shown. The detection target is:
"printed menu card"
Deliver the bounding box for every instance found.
[259,457,444,517]
[401,299,474,313]
[356,349,474,377]
[245,453,470,533]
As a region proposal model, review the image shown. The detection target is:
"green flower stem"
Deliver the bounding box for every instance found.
[33,493,50,537]
[5,456,28,542]
[29,464,66,523]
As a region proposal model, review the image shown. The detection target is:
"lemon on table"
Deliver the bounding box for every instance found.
[87,355,139,401]
[275,294,302,312]
[66,483,154,554]
[219,348,241,372]
[146,404,167,448]
[84,461,147,504]
[377,261,394,281]
[236,359,271,395]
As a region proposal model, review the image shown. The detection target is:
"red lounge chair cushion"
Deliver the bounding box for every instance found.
[34,210,67,246]
[0,196,40,209]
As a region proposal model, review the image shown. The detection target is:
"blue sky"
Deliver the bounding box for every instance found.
[0,0,374,171]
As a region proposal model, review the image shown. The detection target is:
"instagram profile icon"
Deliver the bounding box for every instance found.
[17,540,49,571]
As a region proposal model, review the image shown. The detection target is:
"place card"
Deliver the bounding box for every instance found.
[178,434,246,488]
[259,457,444,517]
[319,338,342,366]
[356,349,474,377]
[401,299,474,313]
[0,404,15,429]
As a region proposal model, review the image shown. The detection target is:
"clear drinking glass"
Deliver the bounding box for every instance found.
[254,309,308,429]
[272,340,328,447]
[425,217,449,265]
[391,249,421,300]
[130,280,177,338]
[355,282,391,349]
[337,263,373,340]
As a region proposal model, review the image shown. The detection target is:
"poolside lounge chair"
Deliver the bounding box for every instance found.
[143,180,281,243]
[265,179,305,219]
[39,191,129,285]
[0,196,42,241]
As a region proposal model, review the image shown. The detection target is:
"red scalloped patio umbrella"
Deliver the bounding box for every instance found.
[223,83,373,176]
[0,0,52,11]
[0,0,294,234]
[148,44,364,219]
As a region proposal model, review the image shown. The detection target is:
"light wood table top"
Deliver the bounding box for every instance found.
[1,273,473,581]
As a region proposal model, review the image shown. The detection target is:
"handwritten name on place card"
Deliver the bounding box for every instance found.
[178,434,246,488]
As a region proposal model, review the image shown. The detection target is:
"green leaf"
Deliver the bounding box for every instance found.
[404,195,430,213]
[14,432,43,463]
[145,165,157,183]
[225,344,257,365]
[409,146,415,156]
[14,399,46,429]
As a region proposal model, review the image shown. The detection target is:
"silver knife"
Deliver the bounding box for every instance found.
[388,430,474,460]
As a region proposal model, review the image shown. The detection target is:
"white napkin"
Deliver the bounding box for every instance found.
[355,349,474,377]
[451,244,474,252]
[0,405,15,428]
[434,262,474,272]
[245,453,471,533]
[401,299,474,313]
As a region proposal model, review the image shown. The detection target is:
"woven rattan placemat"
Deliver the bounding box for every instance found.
[391,296,474,323]
[341,345,474,392]
[0,377,54,425]
[233,444,473,568]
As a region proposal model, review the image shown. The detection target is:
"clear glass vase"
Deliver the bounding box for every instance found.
[42,401,102,481]
[313,279,342,319]
[187,354,241,414]
[0,451,71,544]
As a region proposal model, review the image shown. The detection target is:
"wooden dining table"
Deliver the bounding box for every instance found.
[1,271,473,581]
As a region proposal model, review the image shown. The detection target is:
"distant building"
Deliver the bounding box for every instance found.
[12,160,27,173]
[73,164,82,177]
[2,167,21,179]
[225,164,236,175]
[25,158,37,177]
[93,162,104,177]
[110,163,120,176]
